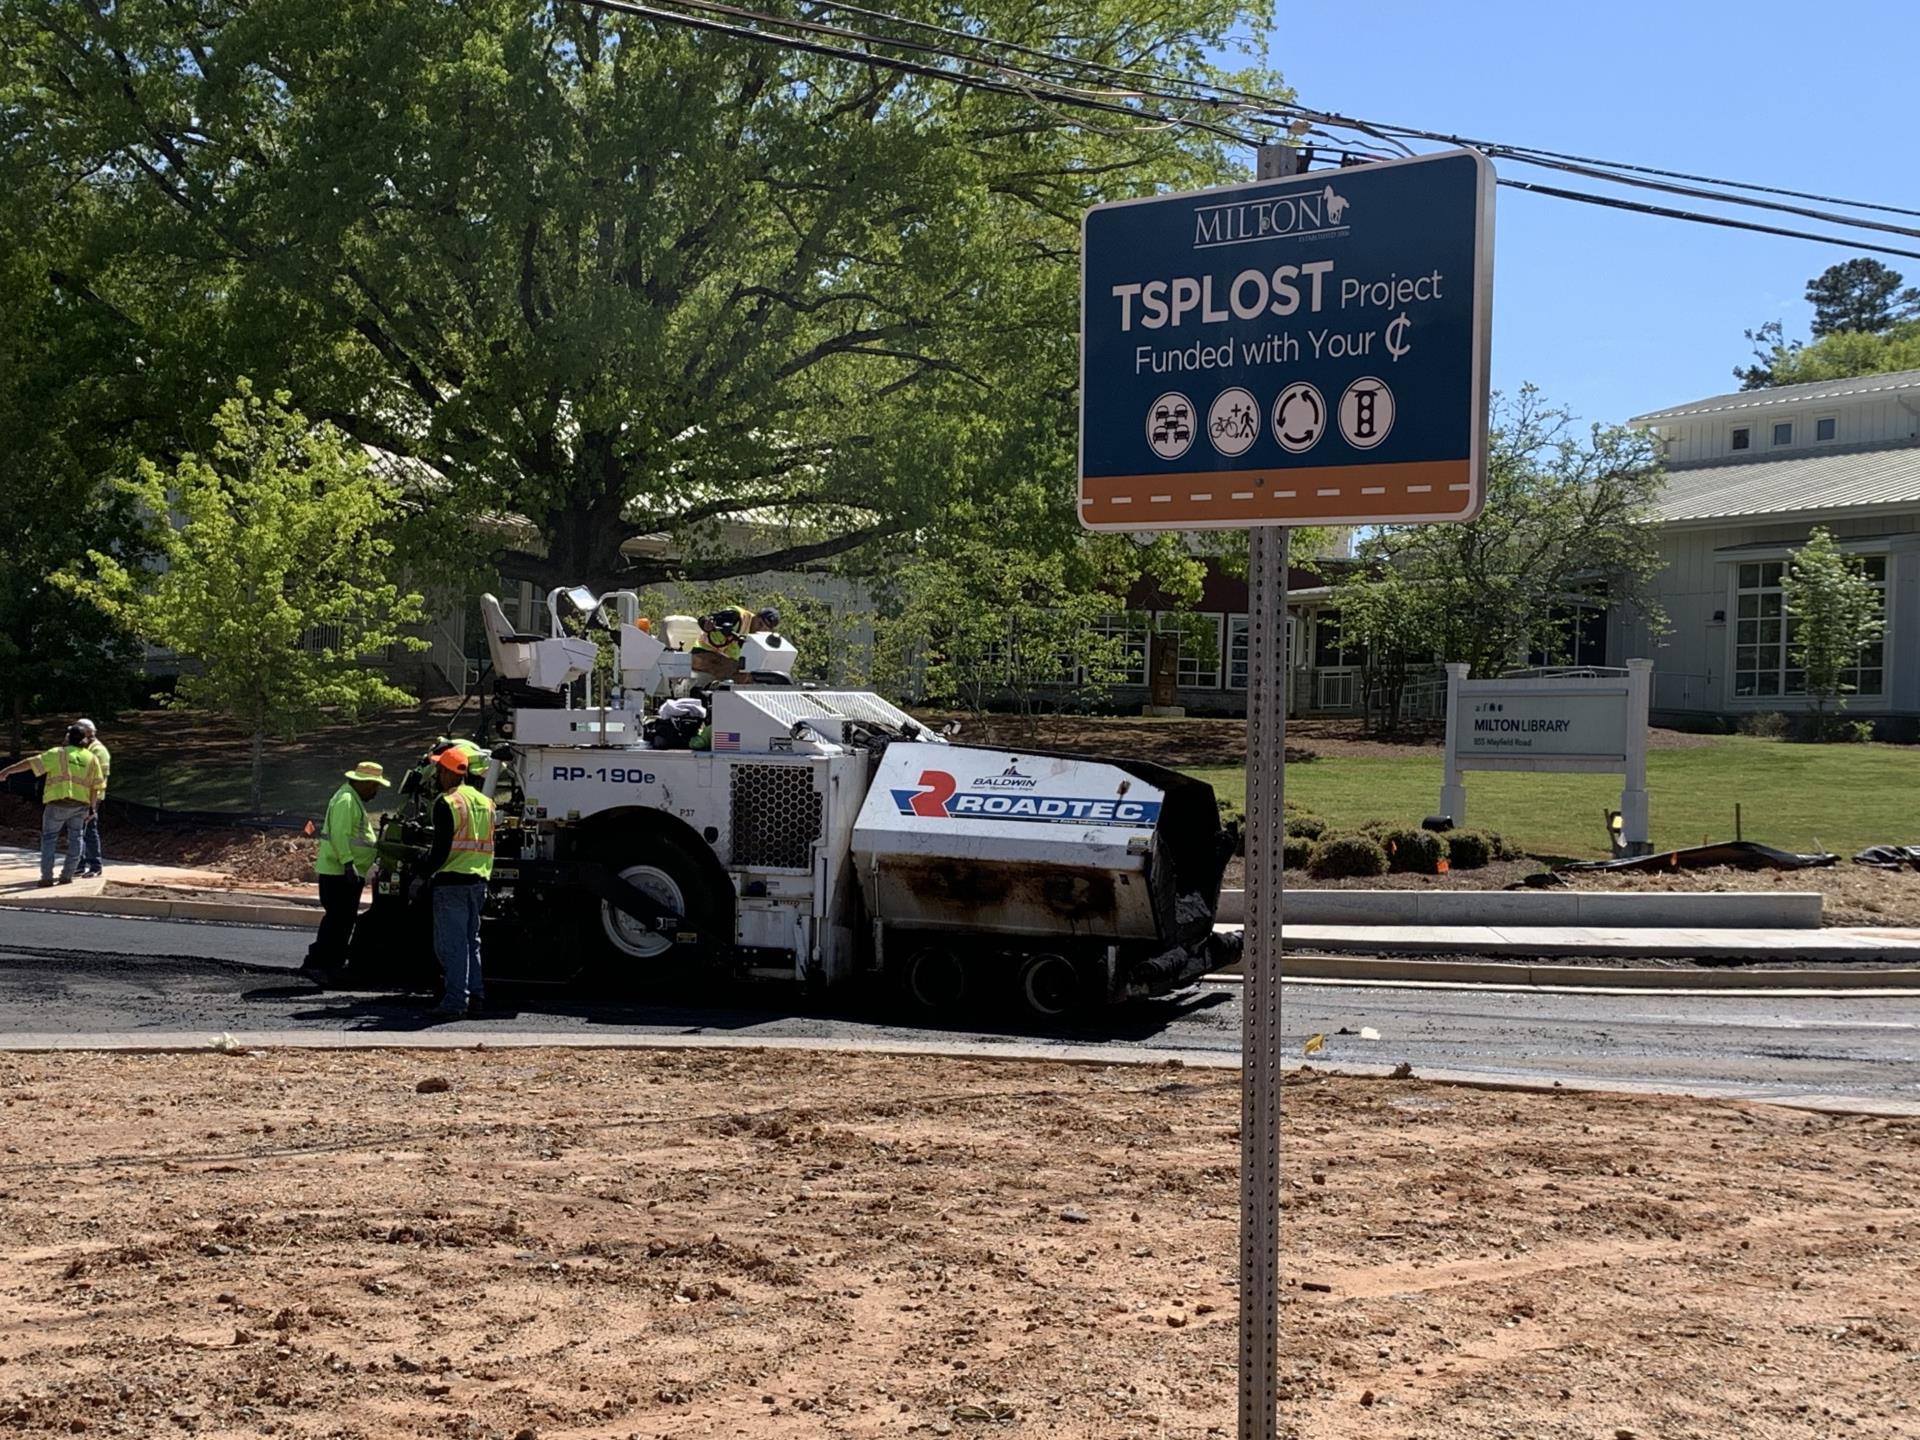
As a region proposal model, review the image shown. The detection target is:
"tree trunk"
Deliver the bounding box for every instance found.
[250,718,266,814]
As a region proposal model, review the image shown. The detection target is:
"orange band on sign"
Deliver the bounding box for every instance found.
[1078,459,1475,529]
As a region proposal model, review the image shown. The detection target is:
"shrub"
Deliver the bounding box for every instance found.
[1844,720,1876,744]
[1283,834,1314,869]
[1486,829,1519,860]
[1308,833,1389,880]
[1738,711,1790,739]
[1286,814,1329,841]
[1380,826,1448,874]
[1354,817,1396,837]
[1446,830,1496,869]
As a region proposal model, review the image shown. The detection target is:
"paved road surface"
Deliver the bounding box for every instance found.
[1,909,1917,1109]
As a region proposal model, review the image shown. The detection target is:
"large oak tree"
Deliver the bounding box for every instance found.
[9,0,1276,592]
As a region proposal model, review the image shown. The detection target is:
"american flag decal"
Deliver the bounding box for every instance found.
[712,731,741,751]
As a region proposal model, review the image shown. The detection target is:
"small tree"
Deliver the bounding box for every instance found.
[61,382,428,810]
[1332,571,1437,735]
[1782,528,1884,737]
[873,539,1143,727]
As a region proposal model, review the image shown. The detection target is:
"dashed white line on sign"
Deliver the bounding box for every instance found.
[1316,487,1340,497]
[1151,494,1172,503]
[1231,491,1254,500]
[1191,492,1213,501]
[1361,486,1385,495]
[1407,484,1432,493]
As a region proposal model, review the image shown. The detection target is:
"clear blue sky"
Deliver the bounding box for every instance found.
[1251,0,1915,427]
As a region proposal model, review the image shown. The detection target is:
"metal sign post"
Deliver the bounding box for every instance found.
[1077,142,1493,1440]
[1238,522,1286,1437]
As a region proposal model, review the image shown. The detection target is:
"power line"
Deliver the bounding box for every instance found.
[1495,178,1920,264]
[558,0,1920,258]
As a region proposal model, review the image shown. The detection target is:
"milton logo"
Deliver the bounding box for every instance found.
[891,770,1162,829]
[1193,183,1351,251]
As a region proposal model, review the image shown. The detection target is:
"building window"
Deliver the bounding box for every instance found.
[1772,421,1793,446]
[1157,613,1223,689]
[1087,612,1150,686]
[1314,611,1357,668]
[1733,555,1886,700]
[1731,427,1751,451]
[1226,614,1295,691]
[1816,416,1837,442]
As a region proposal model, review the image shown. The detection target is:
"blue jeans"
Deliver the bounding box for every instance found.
[81,811,102,872]
[41,804,88,881]
[432,881,486,1008]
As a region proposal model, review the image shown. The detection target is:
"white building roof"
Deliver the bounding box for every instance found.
[1631,368,1920,422]
[1654,444,1920,523]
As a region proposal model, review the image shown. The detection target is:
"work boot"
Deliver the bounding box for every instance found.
[37,877,54,888]
[55,875,74,886]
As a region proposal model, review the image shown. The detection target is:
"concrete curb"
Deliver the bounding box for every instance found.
[0,893,319,928]
[1215,887,1824,928]
[1208,954,1920,990]
[0,1030,1911,1118]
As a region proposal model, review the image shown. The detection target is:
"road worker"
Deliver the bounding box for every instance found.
[0,725,106,887]
[689,604,781,685]
[422,747,494,1019]
[73,719,110,878]
[301,761,390,983]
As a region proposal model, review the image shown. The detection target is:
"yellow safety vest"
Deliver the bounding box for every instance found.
[439,787,496,879]
[316,784,377,877]
[37,745,101,806]
[87,739,111,798]
[693,604,747,660]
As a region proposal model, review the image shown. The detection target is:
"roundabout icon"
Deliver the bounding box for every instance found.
[1270,382,1326,454]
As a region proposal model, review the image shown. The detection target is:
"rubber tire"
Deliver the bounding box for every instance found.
[898,943,969,1015]
[1015,951,1083,1021]
[584,831,724,993]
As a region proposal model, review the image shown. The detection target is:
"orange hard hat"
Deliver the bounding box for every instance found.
[636,617,652,633]
[435,748,470,775]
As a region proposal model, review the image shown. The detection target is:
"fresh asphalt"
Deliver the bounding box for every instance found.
[1,909,1917,1109]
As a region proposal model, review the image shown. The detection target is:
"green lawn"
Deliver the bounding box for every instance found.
[1190,735,1920,861]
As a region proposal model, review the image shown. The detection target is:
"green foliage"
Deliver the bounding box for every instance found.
[870,528,1186,718]
[1285,814,1328,842]
[1782,527,1884,734]
[1443,830,1495,869]
[0,147,153,751]
[7,0,1280,596]
[1379,825,1447,874]
[1736,261,1920,388]
[1805,259,1920,338]
[1326,569,1432,735]
[1338,388,1665,679]
[58,382,428,809]
[1307,833,1389,880]
[1282,834,1313,870]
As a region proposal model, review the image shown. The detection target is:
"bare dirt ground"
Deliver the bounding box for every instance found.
[0,1047,1914,1440]
[1561,863,1920,929]
[0,795,317,886]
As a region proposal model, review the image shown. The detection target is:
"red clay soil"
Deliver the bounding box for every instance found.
[0,794,317,885]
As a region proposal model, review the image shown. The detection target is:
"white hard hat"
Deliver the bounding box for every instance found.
[74,718,97,734]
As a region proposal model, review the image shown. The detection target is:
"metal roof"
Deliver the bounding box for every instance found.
[1654,445,1920,523]
[1631,368,1920,422]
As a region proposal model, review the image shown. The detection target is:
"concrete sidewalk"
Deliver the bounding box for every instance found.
[1218,920,1920,965]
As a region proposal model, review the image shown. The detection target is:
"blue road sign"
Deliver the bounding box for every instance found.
[1079,148,1494,530]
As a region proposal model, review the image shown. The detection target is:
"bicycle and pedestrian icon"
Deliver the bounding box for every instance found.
[1206,388,1260,457]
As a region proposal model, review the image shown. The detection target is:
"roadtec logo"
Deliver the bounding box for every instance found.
[892,770,1160,828]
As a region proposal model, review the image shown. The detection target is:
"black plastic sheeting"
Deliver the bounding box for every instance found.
[1855,844,1920,871]
[1558,839,1839,874]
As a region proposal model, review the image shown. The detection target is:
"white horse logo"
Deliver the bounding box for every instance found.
[1323,185,1349,224]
